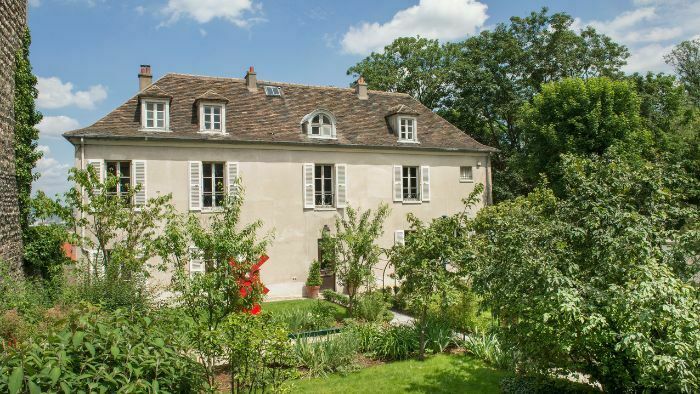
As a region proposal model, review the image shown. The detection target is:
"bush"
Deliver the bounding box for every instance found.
[459,331,513,370]
[422,314,454,354]
[349,322,419,361]
[355,292,392,322]
[293,331,359,377]
[306,260,322,287]
[322,289,349,307]
[69,274,153,311]
[500,374,599,394]
[0,305,207,393]
[22,224,70,282]
[271,301,337,332]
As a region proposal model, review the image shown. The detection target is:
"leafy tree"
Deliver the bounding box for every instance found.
[22,192,71,284]
[347,37,453,110]
[13,28,42,240]
[665,39,700,105]
[466,154,700,392]
[320,204,390,316]
[157,184,273,388]
[389,185,482,360]
[518,77,650,194]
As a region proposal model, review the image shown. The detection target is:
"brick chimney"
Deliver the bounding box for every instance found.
[138,64,152,91]
[355,76,368,100]
[245,66,257,92]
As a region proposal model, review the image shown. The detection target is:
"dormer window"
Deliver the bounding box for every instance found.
[141,99,169,131]
[302,110,336,139]
[199,103,225,133]
[399,117,417,142]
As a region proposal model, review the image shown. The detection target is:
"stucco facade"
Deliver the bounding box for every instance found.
[76,139,491,298]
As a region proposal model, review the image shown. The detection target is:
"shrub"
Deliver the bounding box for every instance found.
[69,274,153,311]
[422,314,454,354]
[22,224,70,283]
[322,289,349,307]
[306,260,322,287]
[354,292,391,323]
[459,331,513,370]
[372,324,419,360]
[271,301,337,332]
[0,305,207,393]
[500,374,599,394]
[293,331,359,377]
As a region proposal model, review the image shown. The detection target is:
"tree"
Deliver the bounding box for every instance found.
[389,185,482,360]
[157,184,274,388]
[518,77,651,194]
[13,28,42,241]
[665,39,700,105]
[320,203,390,316]
[347,37,452,110]
[465,154,700,392]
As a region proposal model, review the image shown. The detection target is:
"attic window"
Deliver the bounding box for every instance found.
[302,110,337,139]
[264,86,282,96]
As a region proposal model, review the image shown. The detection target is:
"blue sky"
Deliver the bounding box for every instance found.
[29,0,700,196]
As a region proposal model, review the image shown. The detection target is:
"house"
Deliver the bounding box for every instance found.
[63,65,496,298]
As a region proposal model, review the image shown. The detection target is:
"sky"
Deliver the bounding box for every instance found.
[28,0,700,197]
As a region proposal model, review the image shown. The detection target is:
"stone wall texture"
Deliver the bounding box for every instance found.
[0,0,27,276]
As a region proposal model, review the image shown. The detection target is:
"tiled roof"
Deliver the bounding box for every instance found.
[64,73,496,152]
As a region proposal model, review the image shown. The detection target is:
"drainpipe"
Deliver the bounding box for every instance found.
[486,153,493,205]
[79,138,85,249]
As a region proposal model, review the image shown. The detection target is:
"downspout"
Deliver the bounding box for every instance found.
[486,153,493,205]
[79,138,85,269]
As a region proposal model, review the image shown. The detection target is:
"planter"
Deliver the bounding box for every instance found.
[306,285,320,299]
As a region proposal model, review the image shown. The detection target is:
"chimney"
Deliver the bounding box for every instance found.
[355,76,368,100]
[138,64,152,91]
[245,66,257,92]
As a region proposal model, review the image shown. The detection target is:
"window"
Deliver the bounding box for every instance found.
[460,166,473,182]
[399,117,416,142]
[202,162,225,209]
[310,114,334,138]
[201,104,223,131]
[402,166,420,201]
[315,164,334,207]
[143,100,167,130]
[106,161,131,201]
[264,86,282,96]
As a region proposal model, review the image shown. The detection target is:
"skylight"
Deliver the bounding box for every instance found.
[264,86,282,96]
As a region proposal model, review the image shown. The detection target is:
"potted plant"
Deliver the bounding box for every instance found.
[305,260,322,299]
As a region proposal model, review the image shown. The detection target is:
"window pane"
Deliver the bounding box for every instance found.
[215,163,224,177]
[312,115,320,123]
[324,165,331,177]
[146,119,154,128]
[205,121,211,129]
[213,107,220,115]
[203,163,212,177]
[215,194,224,207]
[203,195,212,207]
[106,162,117,175]
[204,106,211,115]
[156,103,164,112]
[311,126,320,135]
[120,162,130,177]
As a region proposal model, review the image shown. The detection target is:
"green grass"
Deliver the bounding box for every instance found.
[262,299,347,319]
[287,353,507,394]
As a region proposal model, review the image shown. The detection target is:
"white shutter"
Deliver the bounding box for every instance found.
[335,164,347,208]
[421,166,431,202]
[88,249,105,277]
[227,161,239,198]
[87,159,103,195]
[189,161,202,211]
[189,247,205,277]
[303,163,315,209]
[393,165,403,202]
[133,160,147,207]
[394,230,405,246]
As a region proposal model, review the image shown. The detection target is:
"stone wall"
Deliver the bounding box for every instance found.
[0,0,27,277]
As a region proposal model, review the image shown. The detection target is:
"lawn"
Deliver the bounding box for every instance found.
[288,353,507,394]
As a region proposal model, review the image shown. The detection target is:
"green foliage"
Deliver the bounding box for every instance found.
[13,28,42,239]
[22,224,69,283]
[354,291,392,323]
[224,312,296,393]
[321,289,349,307]
[466,154,700,392]
[500,375,599,394]
[306,259,322,287]
[519,77,650,194]
[0,306,207,393]
[293,332,359,377]
[665,38,700,105]
[389,185,482,359]
[368,324,419,361]
[320,203,390,315]
[271,301,337,332]
[458,332,513,371]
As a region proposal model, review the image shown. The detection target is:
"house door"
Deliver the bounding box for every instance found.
[318,239,336,291]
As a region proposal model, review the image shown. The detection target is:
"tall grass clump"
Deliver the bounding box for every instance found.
[293,331,359,376]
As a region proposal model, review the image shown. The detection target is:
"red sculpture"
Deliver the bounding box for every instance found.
[230,254,269,315]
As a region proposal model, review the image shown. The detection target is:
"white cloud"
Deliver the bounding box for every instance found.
[160,0,265,28]
[37,116,80,138]
[135,5,145,15]
[199,28,207,37]
[575,1,700,73]
[340,0,488,55]
[33,145,71,197]
[37,77,107,110]
[29,0,41,7]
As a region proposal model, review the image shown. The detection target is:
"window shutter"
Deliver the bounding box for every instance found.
[189,247,204,277]
[393,165,403,202]
[303,163,315,209]
[335,164,347,208]
[86,159,103,195]
[227,161,239,198]
[189,161,202,211]
[88,249,105,277]
[133,160,147,207]
[394,230,405,246]
[421,165,431,202]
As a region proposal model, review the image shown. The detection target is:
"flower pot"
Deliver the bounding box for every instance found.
[306,285,320,299]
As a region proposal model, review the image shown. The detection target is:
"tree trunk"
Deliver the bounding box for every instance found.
[419,308,427,361]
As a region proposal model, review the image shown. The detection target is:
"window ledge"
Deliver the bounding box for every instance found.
[459,179,474,183]
[138,128,171,132]
[314,207,337,211]
[397,140,420,144]
[308,135,337,140]
[198,130,227,135]
[401,200,422,205]
[201,208,224,213]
